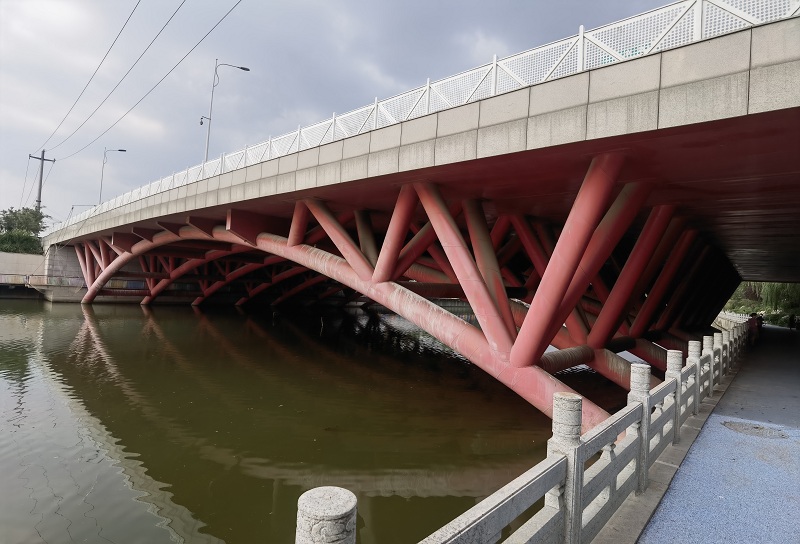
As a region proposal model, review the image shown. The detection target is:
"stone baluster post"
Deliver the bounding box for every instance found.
[713,332,724,377]
[547,392,584,544]
[296,487,357,544]
[666,350,683,444]
[627,363,652,494]
[736,323,743,355]
[722,330,732,369]
[688,340,702,413]
[703,335,715,392]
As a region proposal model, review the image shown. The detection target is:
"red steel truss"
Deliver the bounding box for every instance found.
[68,151,749,431]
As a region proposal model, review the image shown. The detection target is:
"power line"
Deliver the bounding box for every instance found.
[24,156,55,211]
[41,160,57,190]
[18,155,32,208]
[46,0,187,152]
[32,1,142,153]
[23,161,42,208]
[56,0,243,162]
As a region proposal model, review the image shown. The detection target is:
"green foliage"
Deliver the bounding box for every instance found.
[0,207,46,235]
[760,282,800,311]
[0,230,43,254]
[0,207,46,255]
[725,281,800,326]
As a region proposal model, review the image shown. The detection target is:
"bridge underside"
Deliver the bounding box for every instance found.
[58,107,800,429]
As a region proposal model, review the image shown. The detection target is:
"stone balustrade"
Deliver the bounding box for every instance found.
[295,314,753,543]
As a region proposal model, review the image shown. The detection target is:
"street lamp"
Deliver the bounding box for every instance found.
[99,147,126,204]
[202,58,250,162]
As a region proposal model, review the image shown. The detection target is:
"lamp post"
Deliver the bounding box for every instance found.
[202,58,250,162]
[100,148,126,204]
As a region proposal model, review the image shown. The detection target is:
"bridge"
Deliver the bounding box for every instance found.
[39,1,799,431]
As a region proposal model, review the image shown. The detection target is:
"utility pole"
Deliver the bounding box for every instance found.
[28,150,55,213]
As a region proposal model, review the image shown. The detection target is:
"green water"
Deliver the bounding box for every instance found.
[0,300,623,543]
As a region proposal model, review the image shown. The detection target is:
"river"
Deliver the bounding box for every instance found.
[0,299,625,543]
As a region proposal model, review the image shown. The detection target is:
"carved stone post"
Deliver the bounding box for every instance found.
[666,350,683,444]
[688,340,702,413]
[703,335,715,392]
[722,330,731,369]
[628,363,652,494]
[714,332,724,377]
[296,487,357,544]
[547,392,584,544]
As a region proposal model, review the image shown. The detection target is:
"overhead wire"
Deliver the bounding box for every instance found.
[23,161,55,208]
[22,161,42,208]
[18,156,32,207]
[55,0,244,162]
[32,1,142,153]
[41,0,244,252]
[46,0,188,152]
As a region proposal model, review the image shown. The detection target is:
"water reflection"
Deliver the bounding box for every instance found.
[1,300,610,542]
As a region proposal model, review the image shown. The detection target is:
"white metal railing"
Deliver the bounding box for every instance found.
[43,0,799,238]
[293,314,753,543]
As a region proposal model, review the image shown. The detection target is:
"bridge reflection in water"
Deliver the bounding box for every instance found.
[0,300,627,543]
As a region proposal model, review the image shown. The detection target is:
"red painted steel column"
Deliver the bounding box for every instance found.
[141,247,253,305]
[415,183,514,358]
[630,229,697,337]
[74,244,90,287]
[509,214,549,276]
[490,215,511,250]
[84,244,96,286]
[191,261,275,305]
[395,222,458,282]
[304,199,374,282]
[511,154,622,368]
[656,245,710,330]
[588,205,674,348]
[373,185,417,282]
[354,210,379,266]
[464,199,516,339]
[631,218,684,307]
[287,201,311,247]
[557,183,651,323]
[551,183,650,344]
[245,230,610,431]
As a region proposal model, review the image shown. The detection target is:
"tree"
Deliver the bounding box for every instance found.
[0,207,47,254]
[760,282,800,311]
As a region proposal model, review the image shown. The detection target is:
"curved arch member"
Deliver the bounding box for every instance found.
[81,224,610,430]
[142,246,255,305]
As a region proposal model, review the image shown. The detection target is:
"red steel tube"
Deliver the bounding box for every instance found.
[511,154,622,368]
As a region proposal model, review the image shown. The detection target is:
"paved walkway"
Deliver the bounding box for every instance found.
[639,325,800,544]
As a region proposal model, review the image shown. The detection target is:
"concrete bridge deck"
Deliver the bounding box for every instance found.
[596,325,800,543]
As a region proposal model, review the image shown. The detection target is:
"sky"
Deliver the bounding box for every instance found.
[0,0,669,227]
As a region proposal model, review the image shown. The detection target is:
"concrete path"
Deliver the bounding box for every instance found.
[638,325,800,544]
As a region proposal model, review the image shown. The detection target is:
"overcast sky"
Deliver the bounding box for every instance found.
[0,0,669,226]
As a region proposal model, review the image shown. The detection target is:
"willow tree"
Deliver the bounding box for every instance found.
[760,282,800,311]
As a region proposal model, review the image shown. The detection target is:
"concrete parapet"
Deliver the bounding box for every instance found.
[479,88,529,127]
[436,102,479,137]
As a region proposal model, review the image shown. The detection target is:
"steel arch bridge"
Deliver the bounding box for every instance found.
[41,15,800,430]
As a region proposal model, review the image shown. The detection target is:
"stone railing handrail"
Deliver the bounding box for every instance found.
[295,313,754,543]
[42,0,799,238]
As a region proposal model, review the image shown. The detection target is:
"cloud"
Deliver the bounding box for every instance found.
[455,29,513,65]
[0,0,672,225]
